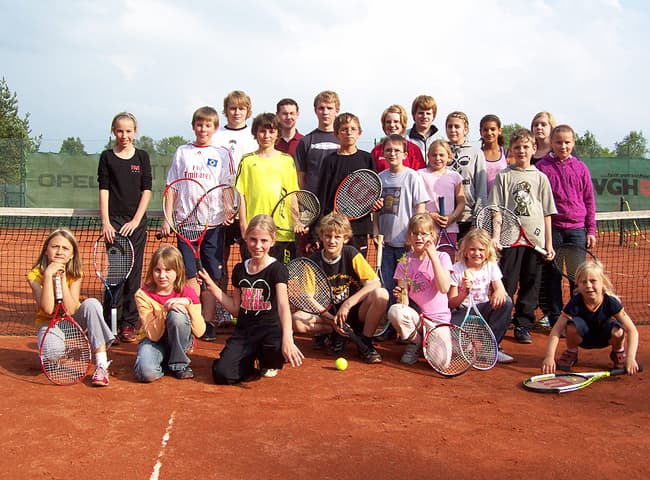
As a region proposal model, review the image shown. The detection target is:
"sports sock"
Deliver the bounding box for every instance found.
[95,351,108,369]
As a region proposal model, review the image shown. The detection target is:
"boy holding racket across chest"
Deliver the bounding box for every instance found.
[488,129,556,344]
[314,112,377,256]
[162,106,234,336]
[292,213,388,363]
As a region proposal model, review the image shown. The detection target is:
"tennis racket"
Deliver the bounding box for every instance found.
[460,271,498,370]
[286,257,371,353]
[436,196,457,261]
[271,189,320,234]
[523,366,643,393]
[476,205,548,256]
[552,243,598,282]
[334,169,382,220]
[93,233,135,336]
[39,275,92,386]
[421,313,475,377]
[205,183,240,228]
[161,178,219,290]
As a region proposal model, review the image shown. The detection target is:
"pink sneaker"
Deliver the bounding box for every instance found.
[610,350,626,369]
[557,349,578,371]
[92,365,110,387]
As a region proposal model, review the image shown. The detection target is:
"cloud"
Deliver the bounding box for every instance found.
[1,0,648,153]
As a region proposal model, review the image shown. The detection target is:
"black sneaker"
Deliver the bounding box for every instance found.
[173,366,194,379]
[358,345,382,364]
[201,322,217,341]
[514,326,532,344]
[327,332,348,356]
[312,333,329,350]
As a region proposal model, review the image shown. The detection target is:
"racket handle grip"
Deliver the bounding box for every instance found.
[196,259,207,291]
[438,196,446,216]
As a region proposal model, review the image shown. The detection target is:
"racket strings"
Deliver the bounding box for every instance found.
[424,325,475,376]
[40,319,91,385]
[461,314,498,369]
[167,181,212,238]
[286,259,332,314]
[335,170,382,219]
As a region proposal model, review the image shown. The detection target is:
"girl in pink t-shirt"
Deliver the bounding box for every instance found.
[418,139,465,246]
[387,213,452,365]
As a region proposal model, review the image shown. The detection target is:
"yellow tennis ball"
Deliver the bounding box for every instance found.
[335,357,348,371]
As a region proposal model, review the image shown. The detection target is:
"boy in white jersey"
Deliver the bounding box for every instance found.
[163,106,234,338]
[212,91,258,330]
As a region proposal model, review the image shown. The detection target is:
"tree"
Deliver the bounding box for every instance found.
[134,135,155,154]
[59,137,86,155]
[614,130,648,158]
[501,123,525,150]
[155,135,188,155]
[575,130,613,157]
[0,77,42,184]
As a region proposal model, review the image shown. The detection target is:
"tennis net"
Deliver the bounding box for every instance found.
[1,208,649,334]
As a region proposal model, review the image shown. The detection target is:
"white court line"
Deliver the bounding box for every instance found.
[149,411,176,480]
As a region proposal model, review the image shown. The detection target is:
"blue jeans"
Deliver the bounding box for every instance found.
[134,310,193,382]
[451,297,514,344]
[380,245,407,308]
[542,228,587,326]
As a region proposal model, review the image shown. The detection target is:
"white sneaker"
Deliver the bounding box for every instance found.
[261,368,278,378]
[497,350,514,364]
[400,343,420,365]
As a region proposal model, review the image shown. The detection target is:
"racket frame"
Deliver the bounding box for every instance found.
[460,280,498,370]
[286,257,373,353]
[523,368,630,393]
[39,275,92,386]
[552,243,597,282]
[334,169,382,220]
[93,233,135,335]
[421,314,475,377]
[435,196,457,260]
[271,189,320,233]
[476,205,548,256]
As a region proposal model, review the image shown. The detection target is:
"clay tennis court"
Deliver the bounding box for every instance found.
[1,325,648,480]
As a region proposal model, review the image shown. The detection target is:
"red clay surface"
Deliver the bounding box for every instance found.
[1,327,648,480]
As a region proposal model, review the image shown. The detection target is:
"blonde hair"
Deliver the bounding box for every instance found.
[192,106,219,127]
[457,228,498,265]
[33,228,83,278]
[380,104,408,133]
[245,214,277,241]
[574,260,618,299]
[530,111,557,132]
[144,245,187,293]
[427,139,453,159]
[317,212,352,240]
[406,213,438,248]
[446,111,469,129]
[110,112,137,132]
[551,124,576,142]
[223,90,252,119]
[313,90,341,110]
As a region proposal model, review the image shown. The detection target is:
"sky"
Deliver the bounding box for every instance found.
[1,0,649,154]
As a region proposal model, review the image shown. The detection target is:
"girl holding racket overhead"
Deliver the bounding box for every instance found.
[542,261,639,375]
[98,111,152,343]
[387,213,452,365]
[447,228,514,364]
[28,229,115,386]
[199,215,304,384]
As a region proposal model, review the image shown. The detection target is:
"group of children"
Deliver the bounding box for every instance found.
[27,91,641,387]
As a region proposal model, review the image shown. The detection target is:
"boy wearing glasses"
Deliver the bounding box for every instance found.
[374,134,430,308]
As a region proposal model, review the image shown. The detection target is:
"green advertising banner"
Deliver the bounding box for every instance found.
[583,157,650,211]
[23,153,650,212]
[25,153,172,209]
